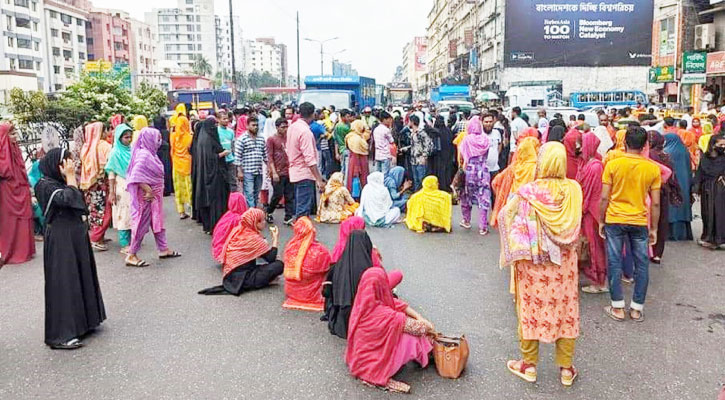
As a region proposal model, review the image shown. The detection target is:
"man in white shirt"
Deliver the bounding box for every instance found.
[482,113,502,176]
[509,106,529,155]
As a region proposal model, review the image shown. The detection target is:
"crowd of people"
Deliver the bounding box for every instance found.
[0,98,724,392]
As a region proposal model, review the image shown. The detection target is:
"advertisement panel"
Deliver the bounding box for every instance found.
[414,36,427,72]
[504,0,654,67]
[648,66,675,83]
[706,51,725,75]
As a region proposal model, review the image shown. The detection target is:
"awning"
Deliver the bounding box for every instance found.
[476,91,499,101]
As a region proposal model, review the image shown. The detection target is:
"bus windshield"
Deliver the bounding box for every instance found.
[298,90,351,110]
[570,90,647,109]
[388,90,412,105]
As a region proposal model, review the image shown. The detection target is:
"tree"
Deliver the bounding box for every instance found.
[192,55,213,77]
[133,81,169,117]
[7,88,48,125]
[246,71,281,89]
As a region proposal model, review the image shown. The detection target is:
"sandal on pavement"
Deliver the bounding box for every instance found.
[630,309,645,322]
[50,338,83,350]
[361,379,411,394]
[560,366,578,387]
[506,359,537,383]
[459,221,471,229]
[582,285,608,294]
[125,258,150,268]
[479,229,489,236]
[604,306,625,322]
[621,276,634,284]
[179,213,190,220]
[91,242,108,252]
[159,251,182,259]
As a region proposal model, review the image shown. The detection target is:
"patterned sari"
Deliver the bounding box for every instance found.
[283,217,332,311]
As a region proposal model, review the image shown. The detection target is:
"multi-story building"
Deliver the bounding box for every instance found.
[426,0,451,88]
[42,0,90,92]
[215,14,243,82]
[1,0,46,90]
[332,59,356,76]
[244,37,286,84]
[129,18,156,88]
[145,0,217,75]
[401,37,427,99]
[86,9,131,65]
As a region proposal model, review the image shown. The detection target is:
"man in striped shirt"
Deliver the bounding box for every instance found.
[234,116,268,208]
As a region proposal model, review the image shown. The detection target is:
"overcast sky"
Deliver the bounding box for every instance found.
[91,0,429,84]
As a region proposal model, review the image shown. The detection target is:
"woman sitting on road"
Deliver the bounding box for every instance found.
[356,171,401,227]
[384,166,412,212]
[199,208,283,296]
[282,217,331,311]
[346,267,434,394]
[211,192,248,263]
[405,175,452,233]
[317,172,358,224]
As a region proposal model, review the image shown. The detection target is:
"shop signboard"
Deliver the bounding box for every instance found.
[683,51,707,74]
[706,51,725,75]
[648,66,675,83]
[681,73,706,84]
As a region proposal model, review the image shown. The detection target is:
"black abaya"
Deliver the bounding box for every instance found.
[322,230,376,339]
[192,118,229,232]
[693,142,725,246]
[35,149,106,346]
[154,116,174,196]
[198,248,283,295]
[428,119,455,192]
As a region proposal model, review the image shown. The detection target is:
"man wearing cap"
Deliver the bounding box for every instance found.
[361,106,377,132]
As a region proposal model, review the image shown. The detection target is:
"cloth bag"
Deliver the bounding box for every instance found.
[432,333,469,379]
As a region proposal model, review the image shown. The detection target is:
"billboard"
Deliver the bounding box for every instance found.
[504,0,653,67]
[414,37,427,72]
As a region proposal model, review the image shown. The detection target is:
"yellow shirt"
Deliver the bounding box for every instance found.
[602,153,661,226]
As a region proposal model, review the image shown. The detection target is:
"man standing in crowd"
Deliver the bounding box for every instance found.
[361,106,377,132]
[287,102,326,220]
[333,109,353,184]
[217,111,237,192]
[509,106,528,155]
[482,112,503,182]
[266,118,294,225]
[599,126,661,322]
[234,116,268,208]
[373,111,395,175]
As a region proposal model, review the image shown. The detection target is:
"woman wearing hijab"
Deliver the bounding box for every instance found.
[211,192,248,263]
[317,171,357,224]
[170,105,193,219]
[393,118,411,177]
[458,116,491,235]
[562,128,582,179]
[384,166,412,212]
[498,142,582,387]
[35,148,106,349]
[193,117,230,233]
[356,171,401,227]
[405,175,452,233]
[80,122,113,251]
[546,125,566,143]
[345,268,434,394]
[323,230,380,338]
[490,136,540,229]
[693,135,725,249]
[282,216,332,311]
[648,131,682,262]
[345,120,371,197]
[130,115,148,145]
[663,132,693,241]
[0,122,34,265]
[124,127,181,267]
[154,116,174,196]
[429,116,456,192]
[199,208,283,295]
[105,123,134,254]
[577,133,607,294]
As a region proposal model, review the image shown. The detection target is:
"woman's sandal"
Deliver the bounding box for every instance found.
[604,305,625,321]
[159,251,182,259]
[91,242,108,252]
[560,366,578,387]
[629,309,645,322]
[179,214,190,220]
[361,379,411,394]
[459,221,471,229]
[479,229,489,236]
[125,258,150,268]
[582,285,608,294]
[506,359,537,383]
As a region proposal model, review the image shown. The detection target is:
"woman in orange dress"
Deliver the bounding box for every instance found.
[282,217,331,311]
[498,142,582,387]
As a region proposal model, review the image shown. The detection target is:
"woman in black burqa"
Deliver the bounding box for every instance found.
[428,116,456,192]
[322,230,378,339]
[153,115,174,196]
[35,148,106,350]
[191,117,230,233]
[693,134,725,249]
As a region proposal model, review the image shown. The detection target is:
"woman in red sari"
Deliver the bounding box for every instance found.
[210,192,248,263]
[282,217,331,311]
[576,133,607,294]
[346,267,434,394]
[0,122,34,265]
[562,128,582,179]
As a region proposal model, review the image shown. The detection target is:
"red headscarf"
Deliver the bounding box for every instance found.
[518,127,540,142]
[576,133,603,219]
[282,217,332,311]
[221,208,270,277]
[0,122,32,219]
[345,268,409,386]
[331,216,366,263]
[211,192,248,262]
[562,128,582,179]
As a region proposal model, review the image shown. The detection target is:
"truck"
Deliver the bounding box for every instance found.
[167,89,232,116]
[385,82,413,107]
[300,75,376,111]
[430,85,470,104]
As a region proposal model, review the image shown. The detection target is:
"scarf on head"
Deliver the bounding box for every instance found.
[171,108,193,176]
[405,175,452,233]
[331,216,366,263]
[562,128,581,179]
[211,192,249,262]
[699,134,725,179]
[320,172,345,205]
[131,115,149,145]
[283,217,320,281]
[547,125,566,143]
[79,122,111,189]
[357,171,393,225]
[221,208,271,277]
[458,116,489,165]
[105,123,133,178]
[0,122,32,218]
[346,120,369,155]
[499,142,582,267]
[384,166,405,192]
[126,127,164,188]
[512,136,540,193]
[576,133,603,219]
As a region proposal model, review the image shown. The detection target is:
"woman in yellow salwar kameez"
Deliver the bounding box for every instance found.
[498,142,582,387]
[170,103,193,219]
[405,175,452,233]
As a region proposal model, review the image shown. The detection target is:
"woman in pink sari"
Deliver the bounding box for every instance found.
[345,267,434,394]
[124,127,180,267]
[211,192,248,263]
[576,133,607,293]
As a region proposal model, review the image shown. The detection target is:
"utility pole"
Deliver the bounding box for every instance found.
[296,11,301,91]
[320,43,324,75]
[229,0,237,99]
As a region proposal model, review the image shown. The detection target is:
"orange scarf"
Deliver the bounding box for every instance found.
[170,113,192,176]
[221,209,271,277]
[283,217,315,281]
[80,122,111,189]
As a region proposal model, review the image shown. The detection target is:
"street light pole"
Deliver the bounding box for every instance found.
[304,37,339,75]
[228,0,237,99]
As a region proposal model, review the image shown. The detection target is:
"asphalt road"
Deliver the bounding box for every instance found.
[1,197,723,399]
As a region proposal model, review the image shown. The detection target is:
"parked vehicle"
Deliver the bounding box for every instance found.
[168,89,231,116]
[431,85,470,104]
[300,75,376,111]
[569,90,647,109]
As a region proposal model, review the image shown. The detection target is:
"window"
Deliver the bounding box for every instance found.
[16,17,30,29]
[52,47,60,56]
[197,44,202,50]
[86,37,93,45]
[49,10,57,18]
[33,21,37,31]
[34,41,38,50]
[114,42,123,50]
[14,0,28,7]
[88,53,94,59]
[78,52,85,59]
[60,14,72,24]
[53,65,60,74]
[196,15,200,22]
[63,50,71,59]
[6,16,11,29]
[76,18,83,26]
[186,0,193,4]
[35,61,40,70]
[112,27,122,35]
[77,35,84,43]
[31,1,36,11]
[659,17,675,56]
[54,84,63,91]
[7,37,13,47]
[51,28,58,37]
[9,59,16,70]
[62,32,70,40]
[19,59,33,70]
[17,38,31,48]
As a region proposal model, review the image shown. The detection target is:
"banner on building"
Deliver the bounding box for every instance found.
[449,39,457,58]
[84,60,113,73]
[681,73,706,84]
[414,37,427,72]
[683,51,707,74]
[504,0,654,67]
[706,51,725,75]
[648,66,675,83]
[464,28,474,48]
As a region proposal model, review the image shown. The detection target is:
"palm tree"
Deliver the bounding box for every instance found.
[192,55,213,77]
